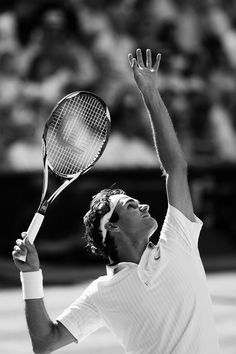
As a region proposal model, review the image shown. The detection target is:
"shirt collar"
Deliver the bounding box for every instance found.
[106,241,156,276]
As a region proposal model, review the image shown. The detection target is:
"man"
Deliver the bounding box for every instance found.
[12,49,220,353]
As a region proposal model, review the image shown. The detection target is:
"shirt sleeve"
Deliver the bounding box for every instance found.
[159,204,203,255]
[56,281,105,342]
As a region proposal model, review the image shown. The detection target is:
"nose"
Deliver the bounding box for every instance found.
[140,204,149,212]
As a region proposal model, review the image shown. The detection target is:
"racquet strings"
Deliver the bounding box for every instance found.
[46,94,108,177]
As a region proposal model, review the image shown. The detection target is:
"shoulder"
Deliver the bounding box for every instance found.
[167,204,203,227]
[160,204,203,254]
[81,278,102,298]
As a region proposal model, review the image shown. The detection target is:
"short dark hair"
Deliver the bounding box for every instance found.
[83,188,126,262]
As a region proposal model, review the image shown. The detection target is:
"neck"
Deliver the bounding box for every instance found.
[116,239,148,264]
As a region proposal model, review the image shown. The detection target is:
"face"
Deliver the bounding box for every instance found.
[112,195,158,242]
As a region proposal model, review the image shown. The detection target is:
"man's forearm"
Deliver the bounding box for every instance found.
[25,298,56,353]
[142,88,187,173]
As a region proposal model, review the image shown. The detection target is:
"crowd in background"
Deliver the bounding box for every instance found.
[1,0,236,171]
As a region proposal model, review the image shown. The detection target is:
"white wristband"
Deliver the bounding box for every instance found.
[20,269,44,300]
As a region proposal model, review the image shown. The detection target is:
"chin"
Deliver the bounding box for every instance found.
[150,216,158,228]
[147,217,158,235]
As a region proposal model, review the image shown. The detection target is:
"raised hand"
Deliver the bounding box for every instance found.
[128,48,161,93]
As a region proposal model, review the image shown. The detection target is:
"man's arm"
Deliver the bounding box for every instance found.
[12,236,75,354]
[128,49,195,221]
[24,299,75,354]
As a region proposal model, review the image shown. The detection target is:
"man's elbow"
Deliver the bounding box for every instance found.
[33,348,50,354]
[32,336,55,354]
[33,344,52,354]
[33,350,50,354]
[32,321,70,354]
[167,158,188,175]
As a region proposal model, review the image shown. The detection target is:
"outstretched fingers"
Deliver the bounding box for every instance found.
[129,49,161,72]
[153,53,161,71]
[146,49,152,68]
[136,48,144,67]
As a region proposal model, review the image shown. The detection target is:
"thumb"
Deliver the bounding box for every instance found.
[128,53,133,67]
[128,54,138,71]
[132,58,138,71]
[21,231,27,239]
[23,235,34,250]
[21,232,34,247]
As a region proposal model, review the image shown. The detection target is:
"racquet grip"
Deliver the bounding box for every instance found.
[27,212,45,244]
[17,213,44,262]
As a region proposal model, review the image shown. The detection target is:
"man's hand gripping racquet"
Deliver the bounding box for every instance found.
[16,91,111,262]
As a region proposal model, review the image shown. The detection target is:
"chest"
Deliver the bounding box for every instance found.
[97,259,199,319]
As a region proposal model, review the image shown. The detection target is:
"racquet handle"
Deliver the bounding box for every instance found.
[27,212,45,243]
[17,212,45,262]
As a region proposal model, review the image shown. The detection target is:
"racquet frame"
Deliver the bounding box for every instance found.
[17,91,110,261]
[39,90,111,215]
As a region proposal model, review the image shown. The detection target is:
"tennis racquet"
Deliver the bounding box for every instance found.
[17,91,111,262]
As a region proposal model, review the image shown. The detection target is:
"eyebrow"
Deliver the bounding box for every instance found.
[124,198,140,206]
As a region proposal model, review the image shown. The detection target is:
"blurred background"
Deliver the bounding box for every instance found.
[0,0,236,353]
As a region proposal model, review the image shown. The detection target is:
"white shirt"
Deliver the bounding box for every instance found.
[56,205,220,353]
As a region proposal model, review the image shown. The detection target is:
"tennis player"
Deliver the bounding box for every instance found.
[12,49,220,354]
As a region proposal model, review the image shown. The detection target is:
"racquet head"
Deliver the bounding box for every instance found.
[43,91,111,178]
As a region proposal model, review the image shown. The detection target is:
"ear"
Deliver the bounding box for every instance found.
[105,222,120,233]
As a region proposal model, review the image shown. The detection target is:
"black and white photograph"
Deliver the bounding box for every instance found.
[1,1,236,353]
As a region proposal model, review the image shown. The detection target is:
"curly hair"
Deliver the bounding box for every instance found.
[83,188,126,262]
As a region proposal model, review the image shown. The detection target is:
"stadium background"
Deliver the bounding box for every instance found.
[0,0,236,353]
